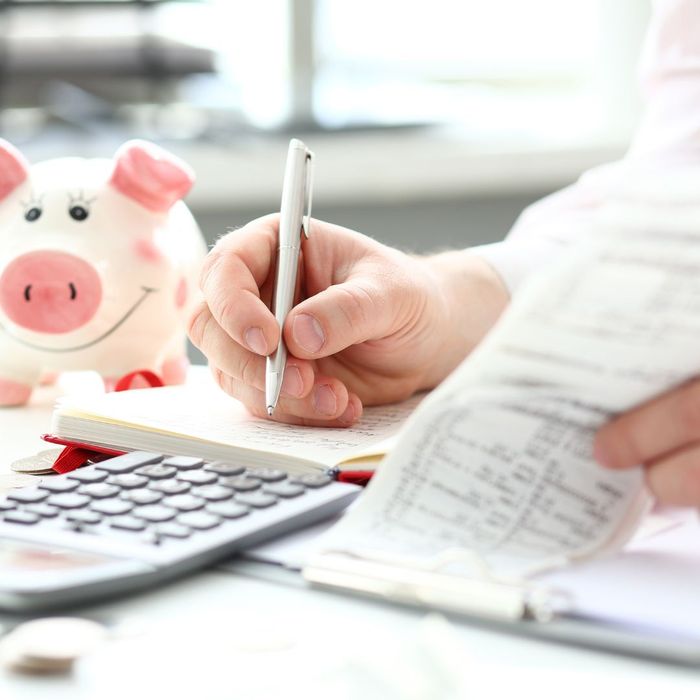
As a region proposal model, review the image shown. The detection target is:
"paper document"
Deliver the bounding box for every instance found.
[321,173,700,578]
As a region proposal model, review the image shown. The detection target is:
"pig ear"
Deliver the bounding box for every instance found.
[0,139,29,201]
[109,140,194,213]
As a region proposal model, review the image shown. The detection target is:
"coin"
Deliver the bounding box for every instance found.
[0,617,107,674]
[11,448,63,475]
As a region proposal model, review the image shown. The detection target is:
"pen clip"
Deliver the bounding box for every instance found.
[302,150,314,239]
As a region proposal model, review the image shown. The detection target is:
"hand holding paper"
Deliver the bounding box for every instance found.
[317,170,700,579]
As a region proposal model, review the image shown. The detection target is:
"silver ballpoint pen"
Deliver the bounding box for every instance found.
[266,138,314,416]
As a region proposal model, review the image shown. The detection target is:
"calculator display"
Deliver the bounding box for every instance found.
[0,540,111,572]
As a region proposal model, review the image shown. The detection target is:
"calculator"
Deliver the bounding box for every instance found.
[0,451,360,611]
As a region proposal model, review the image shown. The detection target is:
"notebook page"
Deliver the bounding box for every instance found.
[321,173,700,579]
[53,380,422,468]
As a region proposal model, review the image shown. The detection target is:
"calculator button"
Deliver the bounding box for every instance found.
[150,479,190,495]
[90,499,133,516]
[66,510,103,525]
[161,456,204,471]
[79,483,121,500]
[110,516,147,532]
[7,488,49,504]
[204,462,245,477]
[246,468,287,483]
[206,502,250,519]
[3,510,40,525]
[121,488,163,505]
[162,494,205,512]
[66,469,107,484]
[25,503,59,518]
[220,476,261,492]
[134,464,177,480]
[97,452,163,474]
[177,470,217,486]
[291,474,332,488]
[235,493,277,509]
[107,474,149,490]
[40,478,78,493]
[176,511,221,530]
[47,493,91,510]
[190,485,234,502]
[132,505,177,522]
[154,523,191,539]
[263,482,305,499]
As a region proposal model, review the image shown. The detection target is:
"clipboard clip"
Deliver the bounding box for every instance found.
[303,547,569,623]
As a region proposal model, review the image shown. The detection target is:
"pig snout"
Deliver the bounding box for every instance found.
[0,251,102,333]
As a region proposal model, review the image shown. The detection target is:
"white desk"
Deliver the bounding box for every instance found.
[0,378,699,699]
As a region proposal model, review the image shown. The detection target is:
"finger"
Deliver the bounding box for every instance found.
[198,215,281,355]
[646,443,700,506]
[284,275,404,359]
[594,379,700,469]
[189,303,314,398]
[212,365,358,423]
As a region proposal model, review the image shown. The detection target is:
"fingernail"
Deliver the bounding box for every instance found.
[314,384,337,416]
[293,314,325,354]
[338,402,356,425]
[281,366,304,397]
[244,327,267,355]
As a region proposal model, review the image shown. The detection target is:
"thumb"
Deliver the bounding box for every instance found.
[284,277,398,359]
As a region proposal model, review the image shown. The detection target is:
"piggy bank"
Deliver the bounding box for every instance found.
[0,139,207,406]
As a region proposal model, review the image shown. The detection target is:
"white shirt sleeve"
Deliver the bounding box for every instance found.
[473,0,700,293]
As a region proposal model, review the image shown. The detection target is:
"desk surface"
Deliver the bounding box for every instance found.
[0,376,699,699]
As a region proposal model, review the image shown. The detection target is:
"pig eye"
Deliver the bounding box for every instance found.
[69,205,89,221]
[24,206,42,222]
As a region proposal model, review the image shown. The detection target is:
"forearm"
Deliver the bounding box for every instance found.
[420,249,509,390]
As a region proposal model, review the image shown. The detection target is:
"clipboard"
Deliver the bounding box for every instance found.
[229,515,700,668]
[301,548,700,667]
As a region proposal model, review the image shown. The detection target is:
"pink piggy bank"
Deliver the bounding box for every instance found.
[0,139,207,406]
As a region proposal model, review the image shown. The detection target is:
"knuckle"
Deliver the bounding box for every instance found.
[211,365,238,399]
[336,284,374,330]
[198,245,222,293]
[237,351,260,389]
[186,302,212,349]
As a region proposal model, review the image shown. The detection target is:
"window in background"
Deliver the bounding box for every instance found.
[0,0,649,147]
[312,0,650,143]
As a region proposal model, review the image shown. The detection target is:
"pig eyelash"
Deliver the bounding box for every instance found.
[67,191,96,222]
[20,195,44,223]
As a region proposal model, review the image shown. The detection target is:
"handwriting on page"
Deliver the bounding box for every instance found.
[326,183,700,577]
[68,385,422,463]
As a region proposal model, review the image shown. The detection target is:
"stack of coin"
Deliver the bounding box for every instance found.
[10,448,63,476]
[0,617,107,674]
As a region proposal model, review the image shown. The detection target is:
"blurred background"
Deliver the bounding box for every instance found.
[0,0,651,250]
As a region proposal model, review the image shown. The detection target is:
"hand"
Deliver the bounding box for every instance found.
[188,214,507,426]
[594,380,700,505]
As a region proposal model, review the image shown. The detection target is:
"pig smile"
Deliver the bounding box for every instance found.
[0,285,158,353]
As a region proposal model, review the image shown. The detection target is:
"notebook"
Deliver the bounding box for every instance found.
[47,373,423,481]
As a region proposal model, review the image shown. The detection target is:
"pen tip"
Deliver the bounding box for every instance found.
[267,406,274,417]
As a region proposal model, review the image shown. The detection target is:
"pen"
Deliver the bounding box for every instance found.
[266,138,314,416]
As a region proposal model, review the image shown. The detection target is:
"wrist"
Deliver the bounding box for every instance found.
[418,249,509,389]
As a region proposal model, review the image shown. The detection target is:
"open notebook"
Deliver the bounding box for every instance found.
[48,376,422,479]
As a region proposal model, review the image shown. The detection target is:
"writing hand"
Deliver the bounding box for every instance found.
[188,214,507,425]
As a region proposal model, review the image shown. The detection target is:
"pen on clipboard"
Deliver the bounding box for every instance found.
[266,139,314,416]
